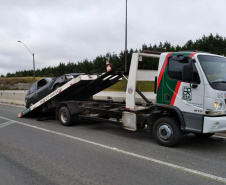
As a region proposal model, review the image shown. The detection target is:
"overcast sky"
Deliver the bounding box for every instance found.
[0,0,225,76]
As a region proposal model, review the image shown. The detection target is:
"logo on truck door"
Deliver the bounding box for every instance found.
[182,87,192,101]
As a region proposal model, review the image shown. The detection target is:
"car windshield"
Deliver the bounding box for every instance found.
[198,55,226,90]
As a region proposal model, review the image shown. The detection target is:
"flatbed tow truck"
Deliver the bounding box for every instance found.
[18,51,226,147]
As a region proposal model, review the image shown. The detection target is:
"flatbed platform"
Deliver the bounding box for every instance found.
[18,69,123,118]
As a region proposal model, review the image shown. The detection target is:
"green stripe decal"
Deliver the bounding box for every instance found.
[156,52,194,105]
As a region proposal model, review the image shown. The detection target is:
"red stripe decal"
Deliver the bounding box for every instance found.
[170,81,181,105]
[188,52,196,58]
[157,53,172,90]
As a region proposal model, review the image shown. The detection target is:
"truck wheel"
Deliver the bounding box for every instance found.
[194,133,215,138]
[59,106,78,126]
[153,117,182,147]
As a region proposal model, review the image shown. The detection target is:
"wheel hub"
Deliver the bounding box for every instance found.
[158,124,173,141]
[61,111,68,123]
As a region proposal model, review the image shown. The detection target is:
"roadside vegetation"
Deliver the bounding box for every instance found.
[105,79,155,92]
[0,76,155,92]
[0,77,42,90]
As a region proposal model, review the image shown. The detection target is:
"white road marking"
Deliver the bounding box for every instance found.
[0,116,225,183]
[0,120,16,128]
[213,135,226,139]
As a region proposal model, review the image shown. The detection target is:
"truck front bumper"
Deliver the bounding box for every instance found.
[203,116,226,133]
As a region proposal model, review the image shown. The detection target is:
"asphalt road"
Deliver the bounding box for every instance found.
[0,103,226,185]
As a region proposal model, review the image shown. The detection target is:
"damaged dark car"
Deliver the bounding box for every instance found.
[25,73,84,108]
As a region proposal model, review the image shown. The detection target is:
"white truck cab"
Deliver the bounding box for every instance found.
[157,52,226,133]
[125,51,226,146]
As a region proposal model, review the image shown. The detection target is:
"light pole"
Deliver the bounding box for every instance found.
[124,0,128,91]
[18,40,35,81]
[125,0,128,73]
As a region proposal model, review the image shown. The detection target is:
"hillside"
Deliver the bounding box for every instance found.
[0,77,41,90]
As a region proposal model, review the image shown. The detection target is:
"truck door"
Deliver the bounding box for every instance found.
[156,53,204,132]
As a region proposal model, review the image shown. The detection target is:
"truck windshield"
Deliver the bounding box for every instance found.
[198,55,226,90]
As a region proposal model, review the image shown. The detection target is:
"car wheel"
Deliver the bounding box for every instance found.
[59,106,79,126]
[153,117,182,147]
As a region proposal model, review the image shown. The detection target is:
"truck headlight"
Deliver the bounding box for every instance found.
[205,100,225,115]
[214,101,224,110]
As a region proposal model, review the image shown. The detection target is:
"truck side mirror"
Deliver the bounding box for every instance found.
[182,64,193,82]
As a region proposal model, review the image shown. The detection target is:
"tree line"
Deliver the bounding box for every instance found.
[5,33,226,78]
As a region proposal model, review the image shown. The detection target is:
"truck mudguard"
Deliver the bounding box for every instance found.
[154,103,186,129]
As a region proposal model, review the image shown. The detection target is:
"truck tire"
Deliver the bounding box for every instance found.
[59,106,78,126]
[153,117,182,147]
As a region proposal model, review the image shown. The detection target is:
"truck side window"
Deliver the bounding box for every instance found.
[168,58,200,83]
